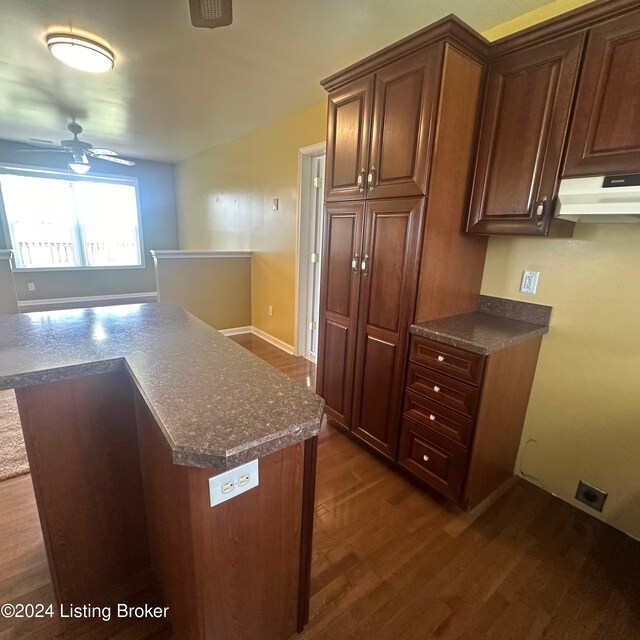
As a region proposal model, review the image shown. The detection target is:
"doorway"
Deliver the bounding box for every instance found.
[295,142,326,361]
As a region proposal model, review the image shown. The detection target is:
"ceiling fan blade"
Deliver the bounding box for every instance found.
[189,0,232,28]
[94,155,135,166]
[15,148,70,154]
[89,148,118,156]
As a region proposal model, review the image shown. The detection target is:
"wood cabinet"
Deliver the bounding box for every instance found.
[466,0,640,235]
[325,46,440,202]
[325,78,373,201]
[318,20,489,464]
[319,1,640,510]
[350,197,424,458]
[564,10,640,176]
[466,34,584,236]
[317,198,424,457]
[398,335,542,510]
[316,201,363,427]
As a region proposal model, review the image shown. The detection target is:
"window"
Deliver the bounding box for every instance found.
[0,168,143,269]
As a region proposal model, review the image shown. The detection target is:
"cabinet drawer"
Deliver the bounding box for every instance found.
[403,390,474,447]
[398,418,467,501]
[410,336,484,385]
[406,363,478,418]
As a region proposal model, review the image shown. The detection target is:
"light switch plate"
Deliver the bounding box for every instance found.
[520,271,539,294]
[209,459,259,507]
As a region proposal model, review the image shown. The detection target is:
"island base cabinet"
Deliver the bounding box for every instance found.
[14,372,151,607]
[135,393,316,640]
[14,370,318,639]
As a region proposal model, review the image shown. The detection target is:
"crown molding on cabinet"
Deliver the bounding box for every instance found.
[320,14,490,91]
[491,0,640,56]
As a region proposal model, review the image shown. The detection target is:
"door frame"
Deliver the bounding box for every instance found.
[294,141,326,358]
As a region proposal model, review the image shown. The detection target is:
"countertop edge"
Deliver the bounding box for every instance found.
[0,358,126,391]
[409,323,549,355]
[170,410,324,472]
[3,354,324,472]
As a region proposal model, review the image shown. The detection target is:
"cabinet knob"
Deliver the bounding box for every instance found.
[429,414,436,421]
[437,355,445,362]
[357,168,366,193]
[351,253,360,275]
[423,455,430,462]
[433,385,440,393]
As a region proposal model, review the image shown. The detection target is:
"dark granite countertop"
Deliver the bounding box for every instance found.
[410,296,551,355]
[0,304,324,471]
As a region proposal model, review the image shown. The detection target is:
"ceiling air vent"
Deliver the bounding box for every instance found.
[189,0,233,28]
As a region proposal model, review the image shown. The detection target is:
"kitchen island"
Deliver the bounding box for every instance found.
[0,303,324,639]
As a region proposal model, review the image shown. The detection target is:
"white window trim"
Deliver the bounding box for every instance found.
[0,162,146,271]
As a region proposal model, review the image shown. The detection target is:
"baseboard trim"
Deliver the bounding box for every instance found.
[220,326,295,355]
[219,326,253,337]
[250,327,295,355]
[18,291,158,312]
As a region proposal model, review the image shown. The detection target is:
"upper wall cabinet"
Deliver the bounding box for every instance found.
[325,77,373,201]
[325,47,440,201]
[466,34,584,236]
[564,11,640,177]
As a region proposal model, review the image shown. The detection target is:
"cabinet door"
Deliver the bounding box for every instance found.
[351,197,424,459]
[467,35,584,235]
[316,201,364,428]
[564,12,640,176]
[325,77,373,201]
[367,47,441,199]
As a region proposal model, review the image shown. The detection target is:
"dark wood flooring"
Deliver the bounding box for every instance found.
[0,333,638,639]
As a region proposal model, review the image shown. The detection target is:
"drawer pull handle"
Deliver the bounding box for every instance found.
[423,455,430,462]
[433,385,440,393]
[429,414,436,421]
[437,355,445,362]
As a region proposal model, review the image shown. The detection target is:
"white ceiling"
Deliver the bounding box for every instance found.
[0,0,550,163]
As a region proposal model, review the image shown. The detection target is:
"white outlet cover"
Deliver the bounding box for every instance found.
[520,271,540,294]
[209,459,259,507]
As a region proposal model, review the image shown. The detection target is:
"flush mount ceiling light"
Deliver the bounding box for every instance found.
[46,33,114,73]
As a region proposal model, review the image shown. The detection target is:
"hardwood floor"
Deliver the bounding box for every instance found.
[231,332,317,390]
[1,333,638,639]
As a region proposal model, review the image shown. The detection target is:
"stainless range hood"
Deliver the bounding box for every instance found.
[555,174,640,223]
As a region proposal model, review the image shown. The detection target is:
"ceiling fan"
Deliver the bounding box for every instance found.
[189,0,233,28]
[17,122,135,175]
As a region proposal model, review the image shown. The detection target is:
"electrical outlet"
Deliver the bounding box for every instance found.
[27,282,36,292]
[209,459,259,507]
[575,480,607,512]
[272,198,279,211]
[268,305,273,317]
[520,271,539,294]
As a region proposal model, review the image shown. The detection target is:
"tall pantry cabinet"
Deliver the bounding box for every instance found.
[317,18,489,460]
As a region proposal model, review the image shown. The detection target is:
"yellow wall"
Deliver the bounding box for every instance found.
[482,0,594,40]
[154,255,251,330]
[482,227,640,539]
[177,101,327,346]
[482,0,640,540]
